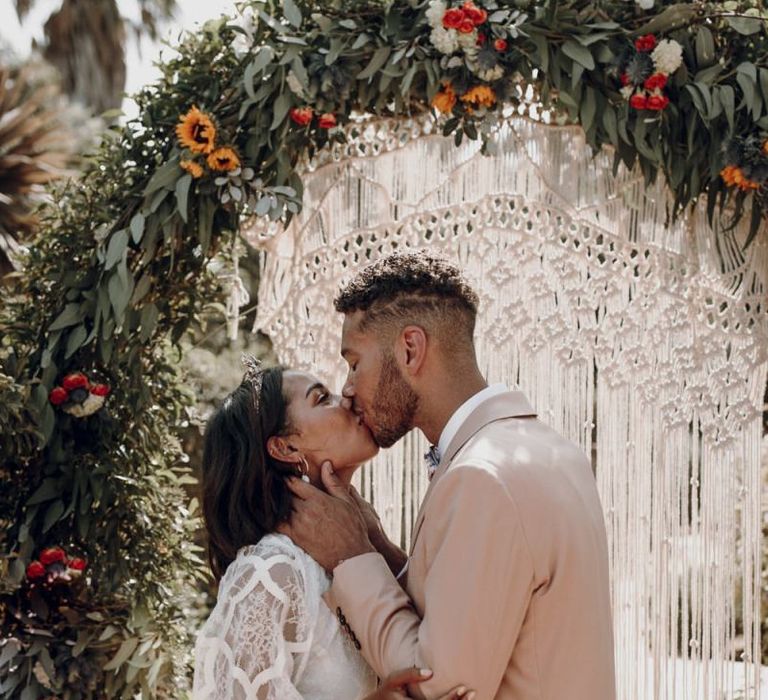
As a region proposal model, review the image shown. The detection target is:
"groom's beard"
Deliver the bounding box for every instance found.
[369,352,418,448]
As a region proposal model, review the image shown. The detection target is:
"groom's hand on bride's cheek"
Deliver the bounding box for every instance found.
[277,463,375,573]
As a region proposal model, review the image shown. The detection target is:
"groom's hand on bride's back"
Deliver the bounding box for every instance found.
[278,461,376,573]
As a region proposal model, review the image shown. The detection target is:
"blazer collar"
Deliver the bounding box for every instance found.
[408,391,537,554]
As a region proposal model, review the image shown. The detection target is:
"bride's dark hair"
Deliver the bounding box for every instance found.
[201,366,295,580]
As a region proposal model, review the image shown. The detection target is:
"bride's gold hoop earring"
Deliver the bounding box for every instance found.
[298,455,311,483]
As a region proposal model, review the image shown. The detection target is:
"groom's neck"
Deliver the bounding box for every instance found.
[416,366,488,447]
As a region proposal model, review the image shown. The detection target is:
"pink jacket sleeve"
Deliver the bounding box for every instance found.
[328,464,537,699]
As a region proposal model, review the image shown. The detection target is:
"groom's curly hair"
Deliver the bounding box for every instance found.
[334,250,480,350]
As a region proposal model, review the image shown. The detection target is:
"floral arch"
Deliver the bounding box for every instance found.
[1,0,767,697]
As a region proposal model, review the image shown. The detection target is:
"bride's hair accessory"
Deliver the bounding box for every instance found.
[241,354,265,409]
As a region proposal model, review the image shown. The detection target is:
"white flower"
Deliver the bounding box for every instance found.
[426,0,448,29]
[636,0,654,9]
[477,65,505,82]
[620,85,634,99]
[65,393,105,418]
[457,30,478,49]
[651,39,683,75]
[430,26,459,54]
[286,70,306,99]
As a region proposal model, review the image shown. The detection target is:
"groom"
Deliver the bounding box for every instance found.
[280,251,616,699]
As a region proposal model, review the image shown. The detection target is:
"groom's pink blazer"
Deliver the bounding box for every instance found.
[325,391,616,699]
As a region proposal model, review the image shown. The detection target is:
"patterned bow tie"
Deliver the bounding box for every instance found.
[424,445,440,480]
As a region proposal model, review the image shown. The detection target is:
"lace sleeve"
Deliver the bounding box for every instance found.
[193,552,313,700]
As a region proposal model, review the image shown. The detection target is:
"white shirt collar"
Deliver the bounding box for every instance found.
[436,383,507,459]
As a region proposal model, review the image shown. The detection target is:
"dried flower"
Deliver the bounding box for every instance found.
[207,147,241,172]
[68,557,87,571]
[430,25,460,54]
[176,106,216,155]
[432,83,457,113]
[460,84,496,108]
[180,160,204,179]
[318,113,337,129]
[289,107,313,127]
[91,383,111,397]
[426,0,448,28]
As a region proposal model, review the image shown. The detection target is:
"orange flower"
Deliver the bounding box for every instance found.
[763,139,768,156]
[207,147,240,172]
[721,165,760,191]
[176,106,216,154]
[460,85,496,108]
[180,160,204,179]
[432,84,457,114]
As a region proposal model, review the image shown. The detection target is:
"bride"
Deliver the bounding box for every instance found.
[192,360,471,700]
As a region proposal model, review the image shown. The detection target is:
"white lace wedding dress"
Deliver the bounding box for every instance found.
[193,533,377,699]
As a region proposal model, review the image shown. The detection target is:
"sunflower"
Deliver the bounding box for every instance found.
[207,147,240,172]
[176,106,216,154]
[460,85,496,108]
[180,160,204,179]
[431,83,457,114]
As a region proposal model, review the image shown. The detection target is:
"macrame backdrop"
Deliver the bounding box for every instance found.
[244,114,768,700]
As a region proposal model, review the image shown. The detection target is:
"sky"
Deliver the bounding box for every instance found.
[0,0,239,120]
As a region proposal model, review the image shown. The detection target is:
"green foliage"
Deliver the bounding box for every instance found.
[1,0,767,696]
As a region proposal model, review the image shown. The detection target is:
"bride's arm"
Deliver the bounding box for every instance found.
[193,554,309,700]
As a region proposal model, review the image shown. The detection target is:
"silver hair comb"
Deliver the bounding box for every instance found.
[241,354,265,409]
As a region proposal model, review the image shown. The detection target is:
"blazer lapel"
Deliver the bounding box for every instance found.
[407,391,537,554]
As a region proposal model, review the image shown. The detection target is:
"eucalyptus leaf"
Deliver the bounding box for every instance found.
[358,46,392,80]
[42,499,65,533]
[105,229,129,270]
[49,303,83,331]
[271,92,292,130]
[103,637,139,672]
[283,0,302,28]
[130,213,145,244]
[175,173,192,223]
[562,40,594,71]
[65,324,88,359]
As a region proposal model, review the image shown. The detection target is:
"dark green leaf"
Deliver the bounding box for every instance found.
[271,92,292,130]
[175,174,192,223]
[27,478,60,506]
[65,324,88,359]
[727,16,763,35]
[695,26,715,67]
[140,304,160,343]
[43,499,65,533]
[144,157,181,197]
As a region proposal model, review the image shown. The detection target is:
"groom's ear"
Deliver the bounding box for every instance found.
[266,435,297,462]
[399,325,428,376]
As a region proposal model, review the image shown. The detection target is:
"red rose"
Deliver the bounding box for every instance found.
[629,93,649,110]
[39,547,66,566]
[49,387,69,406]
[644,73,668,91]
[463,2,487,25]
[68,557,87,571]
[646,94,670,111]
[476,32,486,46]
[634,34,657,52]
[26,561,46,579]
[90,383,111,397]
[62,372,89,391]
[620,72,630,86]
[317,113,337,129]
[458,18,476,33]
[442,8,464,29]
[289,107,313,127]
[494,38,508,52]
